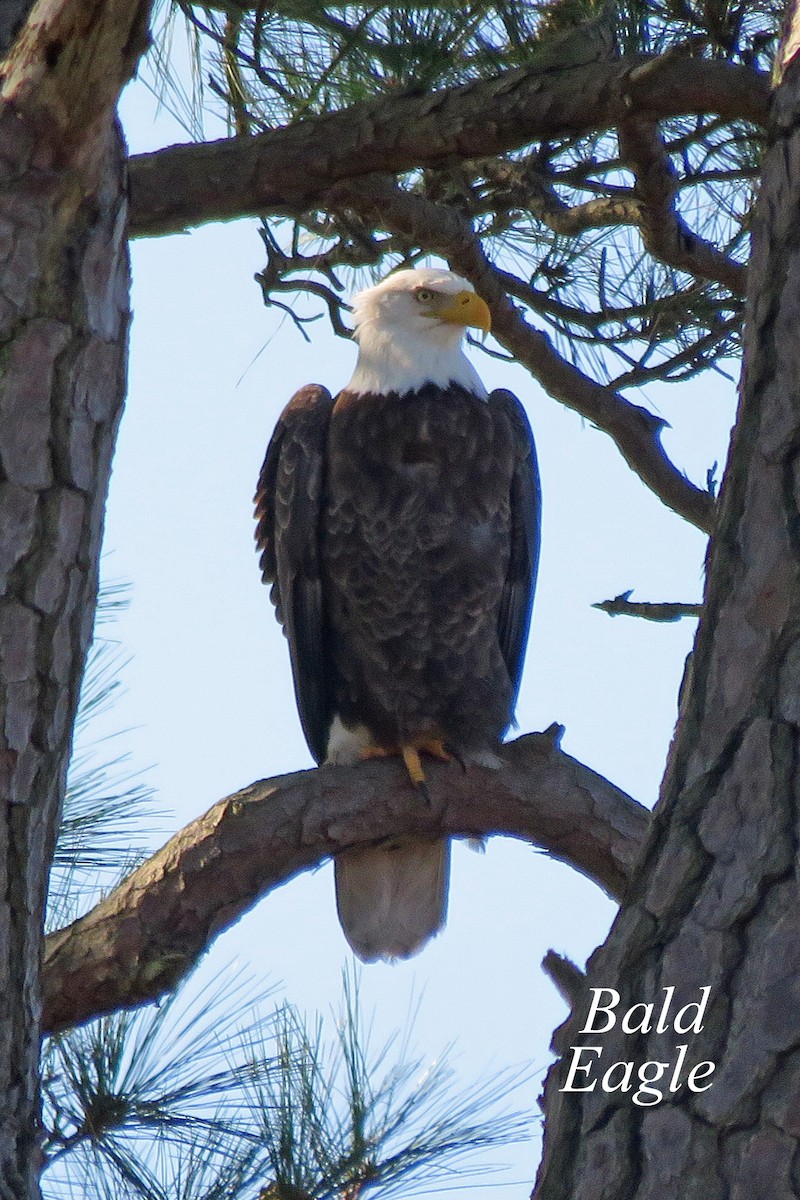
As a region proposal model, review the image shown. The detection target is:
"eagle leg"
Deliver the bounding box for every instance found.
[401,744,426,785]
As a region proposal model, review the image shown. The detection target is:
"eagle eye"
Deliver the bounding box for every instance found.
[414,287,436,304]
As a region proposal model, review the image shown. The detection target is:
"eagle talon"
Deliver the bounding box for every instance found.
[358,741,442,803]
[401,745,440,806]
[417,780,433,807]
[414,737,453,763]
[446,746,468,773]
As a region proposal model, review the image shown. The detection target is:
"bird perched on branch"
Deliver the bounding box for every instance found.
[255,267,540,962]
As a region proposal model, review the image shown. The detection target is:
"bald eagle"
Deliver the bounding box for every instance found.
[255,268,540,962]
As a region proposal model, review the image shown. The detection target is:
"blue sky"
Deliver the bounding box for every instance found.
[80,63,738,1197]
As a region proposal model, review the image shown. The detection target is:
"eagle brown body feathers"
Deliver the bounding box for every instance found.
[326,384,520,754]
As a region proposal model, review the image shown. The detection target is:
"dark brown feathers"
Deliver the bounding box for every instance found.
[255,382,540,763]
[492,389,540,707]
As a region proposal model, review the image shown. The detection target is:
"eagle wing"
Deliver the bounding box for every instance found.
[490,389,541,707]
[254,384,336,764]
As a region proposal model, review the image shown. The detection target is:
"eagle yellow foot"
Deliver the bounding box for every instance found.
[357,734,453,801]
[358,739,454,802]
[413,737,452,763]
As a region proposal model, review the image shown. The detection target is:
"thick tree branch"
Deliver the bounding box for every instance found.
[529,189,643,237]
[478,155,645,237]
[42,731,648,1034]
[328,175,716,532]
[127,54,768,238]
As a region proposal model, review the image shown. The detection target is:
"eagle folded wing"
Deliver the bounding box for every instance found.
[254,384,336,764]
[490,388,541,710]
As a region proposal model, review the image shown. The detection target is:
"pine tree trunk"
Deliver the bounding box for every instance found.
[0,107,130,1200]
[0,3,150,1190]
[534,29,800,1200]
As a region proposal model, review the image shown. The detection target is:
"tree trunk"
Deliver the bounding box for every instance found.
[0,0,153,1180]
[0,2,151,1189]
[0,94,130,1200]
[533,25,800,1200]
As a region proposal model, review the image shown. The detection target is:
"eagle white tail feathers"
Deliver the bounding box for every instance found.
[334,838,450,962]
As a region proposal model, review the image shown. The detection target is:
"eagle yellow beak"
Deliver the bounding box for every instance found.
[436,290,492,334]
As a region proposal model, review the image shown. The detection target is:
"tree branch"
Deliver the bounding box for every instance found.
[618,115,747,296]
[542,949,586,1012]
[327,174,716,532]
[530,191,643,236]
[42,731,648,1034]
[593,591,703,621]
[127,53,768,238]
[608,312,742,390]
[479,155,644,236]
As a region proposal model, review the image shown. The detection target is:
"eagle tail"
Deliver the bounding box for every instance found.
[334,838,450,962]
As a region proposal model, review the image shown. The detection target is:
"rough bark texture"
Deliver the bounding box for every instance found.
[0,2,150,1195]
[0,118,129,1200]
[41,730,648,1034]
[533,24,800,1199]
[127,54,768,238]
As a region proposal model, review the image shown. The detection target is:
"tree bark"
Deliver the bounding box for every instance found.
[533,21,800,1199]
[127,54,768,238]
[0,2,151,1194]
[0,110,129,1200]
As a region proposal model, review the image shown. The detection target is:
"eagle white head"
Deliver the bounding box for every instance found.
[345,268,491,399]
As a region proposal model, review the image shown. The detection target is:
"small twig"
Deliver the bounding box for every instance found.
[608,313,742,391]
[256,223,355,339]
[256,290,316,341]
[593,590,703,622]
[542,950,586,1012]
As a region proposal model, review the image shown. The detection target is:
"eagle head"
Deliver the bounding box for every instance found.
[346,268,491,398]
